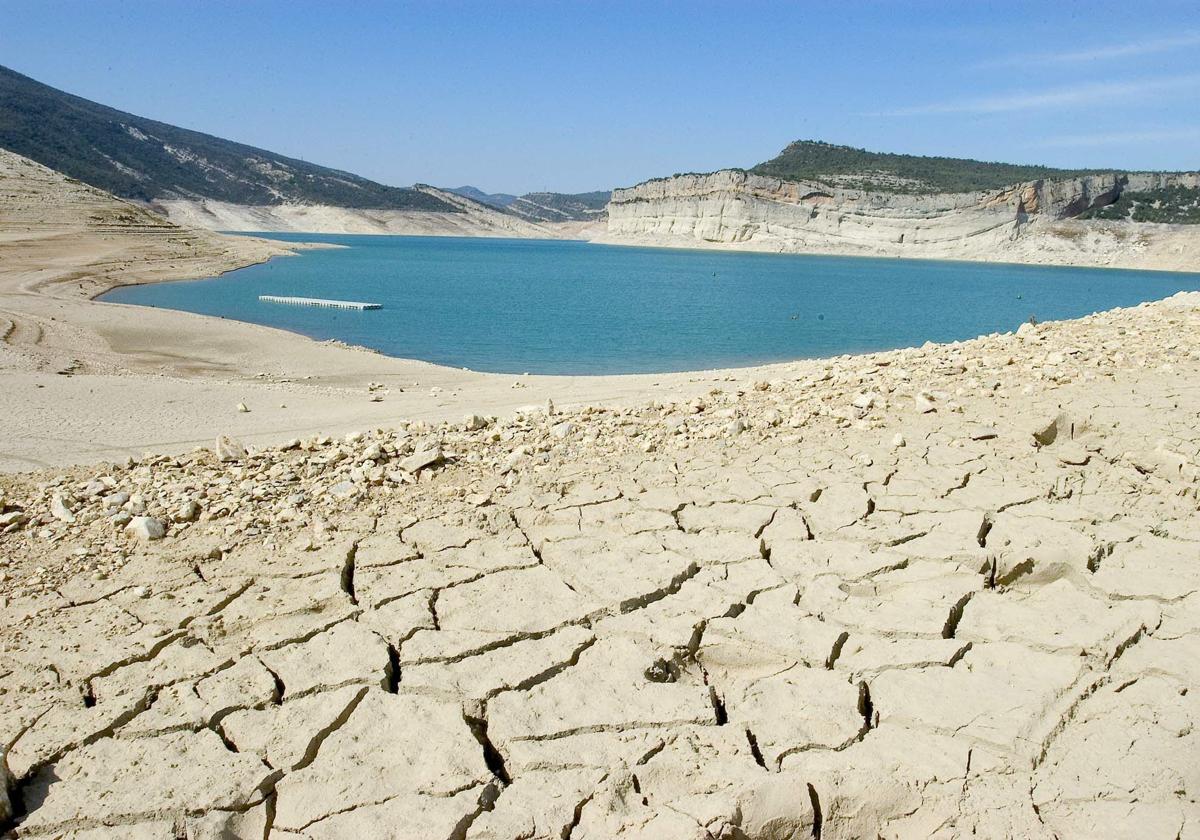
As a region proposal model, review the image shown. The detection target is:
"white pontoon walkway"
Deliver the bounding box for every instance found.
[258,296,382,310]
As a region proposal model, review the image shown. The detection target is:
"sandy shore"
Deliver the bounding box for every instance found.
[0,151,749,472]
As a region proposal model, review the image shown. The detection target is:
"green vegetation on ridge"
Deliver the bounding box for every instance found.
[751,140,1093,194]
[1079,184,1200,224]
[508,191,610,223]
[445,186,610,221]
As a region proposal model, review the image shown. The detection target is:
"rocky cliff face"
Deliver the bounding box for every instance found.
[601,170,1200,266]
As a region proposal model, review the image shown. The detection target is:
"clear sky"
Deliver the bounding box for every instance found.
[3,1,1198,193]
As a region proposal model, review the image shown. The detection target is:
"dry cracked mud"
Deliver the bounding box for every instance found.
[2,296,1200,838]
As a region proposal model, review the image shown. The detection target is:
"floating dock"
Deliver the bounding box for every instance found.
[258,295,381,311]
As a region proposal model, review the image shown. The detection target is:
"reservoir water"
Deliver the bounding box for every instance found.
[102,234,1200,375]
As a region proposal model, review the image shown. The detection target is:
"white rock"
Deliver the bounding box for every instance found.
[125,516,165,541]
[175,500,202,522]
[215,436,248,462]
[891,433,906,448]
[327,481,357,499]
[401,446,443,474]
[237,402,250,413]
[50,495,76,523]
[0,511,27,530]
[103,491,130,510]
[852,392,876,410]
[465,491,492,507]
[551,421,576,439]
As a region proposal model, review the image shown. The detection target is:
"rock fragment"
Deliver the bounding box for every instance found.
[401,445,444,474]
[214,434,248,462]
[49,494,76,522]
[125,515,166,541]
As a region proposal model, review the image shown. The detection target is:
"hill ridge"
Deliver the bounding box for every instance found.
[0,64,458,212]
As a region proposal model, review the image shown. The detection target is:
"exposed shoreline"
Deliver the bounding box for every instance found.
[88,228,1200,377]
[594,225,1200,274]
[6,220,1200,473]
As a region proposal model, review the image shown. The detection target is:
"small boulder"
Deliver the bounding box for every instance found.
[214,435,248,462]
[1032,412,1069,447]
[0,511,27,532]
[401,446,443,474]
[50,494,76,523]
[125,516,165,541]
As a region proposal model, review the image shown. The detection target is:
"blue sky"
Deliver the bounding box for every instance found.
[3,1,1198,193]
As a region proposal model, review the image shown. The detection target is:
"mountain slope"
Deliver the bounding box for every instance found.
[507,191,611,222]
[152,183,555,238]
[445,186,519,207]
[446,186,612,222]
[0,63,458,212]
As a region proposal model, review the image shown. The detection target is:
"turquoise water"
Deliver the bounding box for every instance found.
[102,234,1200,375]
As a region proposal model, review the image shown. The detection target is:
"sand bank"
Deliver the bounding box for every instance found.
[0,150,746,471]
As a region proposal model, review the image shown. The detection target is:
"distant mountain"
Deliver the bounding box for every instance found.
[507,191,611,223]
[750,140,1092,194]
[0,64,459,212]
[445,186,611,223]
[445,186,519,208]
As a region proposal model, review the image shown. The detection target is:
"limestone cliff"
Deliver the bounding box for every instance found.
[600,169,1200,269]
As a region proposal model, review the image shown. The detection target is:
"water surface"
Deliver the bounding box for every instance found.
[102,234,1200,374]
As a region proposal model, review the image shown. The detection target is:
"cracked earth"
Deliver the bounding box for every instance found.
[3,296,1200,838]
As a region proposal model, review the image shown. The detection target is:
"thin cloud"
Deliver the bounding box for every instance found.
[878,75,1200,117]
[979,32,1200,68]
[1033,127,1200,148]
